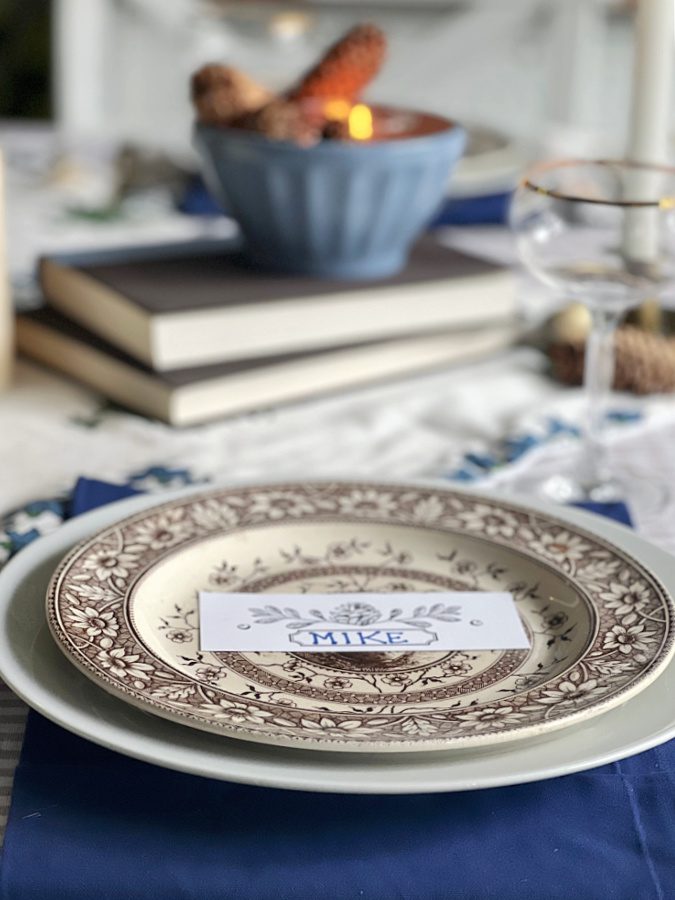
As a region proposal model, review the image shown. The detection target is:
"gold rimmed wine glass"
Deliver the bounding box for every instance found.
[510,158,675,504]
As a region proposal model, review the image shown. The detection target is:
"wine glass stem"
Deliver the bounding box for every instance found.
[581,307,621,491]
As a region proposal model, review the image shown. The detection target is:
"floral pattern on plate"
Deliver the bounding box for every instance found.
[47,482,675,752]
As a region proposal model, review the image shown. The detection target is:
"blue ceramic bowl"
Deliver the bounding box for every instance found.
[194,109,466,279]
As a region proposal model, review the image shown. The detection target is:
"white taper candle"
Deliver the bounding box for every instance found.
[0,151,12,389]
[623,0,675,265]
[626,0,675,165]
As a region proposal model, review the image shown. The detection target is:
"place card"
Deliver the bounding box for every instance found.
[198,592,529,652]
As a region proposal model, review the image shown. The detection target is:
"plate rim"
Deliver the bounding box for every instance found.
[2,477,675,792]
[44,479,675,753]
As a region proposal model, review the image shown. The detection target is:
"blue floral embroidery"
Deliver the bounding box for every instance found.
[446,410,643,483]
[606,410,642,424]
[127,466,202,492]
[0,499,69,562]
[0,409,645,565]
[0,467,201,564]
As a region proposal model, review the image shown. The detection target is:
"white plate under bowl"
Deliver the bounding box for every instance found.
[1,482,675,793]
[450,123,525,197]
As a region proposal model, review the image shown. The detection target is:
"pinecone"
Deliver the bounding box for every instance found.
[549,326,675,394]
[232,99,325,146]
[288,23,387,103]
[191,64,272,127]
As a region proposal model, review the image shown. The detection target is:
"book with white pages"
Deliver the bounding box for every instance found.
[38,237,518,371]
[17,308,519,427]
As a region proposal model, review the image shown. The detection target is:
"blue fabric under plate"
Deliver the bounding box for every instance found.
[2,480,673,900]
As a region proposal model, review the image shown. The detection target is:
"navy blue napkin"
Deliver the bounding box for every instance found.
[178,175,512,227]
[3,480,674,900]
[431,191,511,227]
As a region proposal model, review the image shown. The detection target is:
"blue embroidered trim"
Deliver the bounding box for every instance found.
[445,411,641,483]
[0,410,644,562]
[0,466,198,564]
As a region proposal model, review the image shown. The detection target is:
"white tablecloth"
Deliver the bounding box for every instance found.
[3,344,675,840]
[2,127,675,839]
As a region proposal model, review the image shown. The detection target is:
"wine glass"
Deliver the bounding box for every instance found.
[509,159,675,504]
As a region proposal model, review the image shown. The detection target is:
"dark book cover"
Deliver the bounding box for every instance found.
[43,237,507,315]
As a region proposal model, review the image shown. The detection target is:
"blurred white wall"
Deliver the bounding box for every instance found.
[53,0,640,160]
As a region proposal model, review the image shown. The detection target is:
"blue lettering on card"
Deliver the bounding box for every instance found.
[356,631,387,645]
[310,632,339,646]
[293,628,435,648]
[386,631,409,644]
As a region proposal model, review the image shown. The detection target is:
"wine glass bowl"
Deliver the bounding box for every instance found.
[511,159,675,313]
[509,159,675,504]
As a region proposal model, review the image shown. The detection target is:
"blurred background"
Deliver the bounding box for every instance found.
[0,0,653,300]
[0,1,642,149]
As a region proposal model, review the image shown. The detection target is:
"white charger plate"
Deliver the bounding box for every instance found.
[2,482,675,793]
[45,481,675,752]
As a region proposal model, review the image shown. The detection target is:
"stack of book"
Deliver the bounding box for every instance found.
[16,238,519,426]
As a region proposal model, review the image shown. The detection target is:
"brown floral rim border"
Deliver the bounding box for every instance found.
[46,481,675,752]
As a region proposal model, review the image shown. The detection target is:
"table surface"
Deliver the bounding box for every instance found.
[3,345,675,840]
[3,132,675,844]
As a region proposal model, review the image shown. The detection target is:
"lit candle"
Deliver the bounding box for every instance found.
[0,151,11,389]
[623,0,674,264]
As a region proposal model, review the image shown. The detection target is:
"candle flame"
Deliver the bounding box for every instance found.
[323,98,352,122]
[348,104,374,141]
